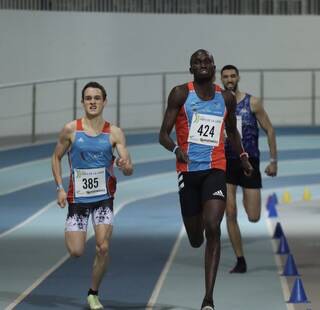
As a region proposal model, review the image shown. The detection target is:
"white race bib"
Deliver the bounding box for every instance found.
[236,115,243,138]
[74,167,107,198]
[188,113,223,146]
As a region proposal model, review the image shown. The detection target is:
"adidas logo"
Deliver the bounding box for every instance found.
[178,173,184,190]
[212,190,224,198]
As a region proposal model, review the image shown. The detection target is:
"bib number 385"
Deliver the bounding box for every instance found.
[188,113,223,146]
[74,167,107,198]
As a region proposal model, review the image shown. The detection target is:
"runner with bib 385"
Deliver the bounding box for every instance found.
[52,81,133,310]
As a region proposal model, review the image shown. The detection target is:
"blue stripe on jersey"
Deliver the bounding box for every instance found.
[68,131,114,203]
[184,89,226,171]
[225,93,260,159]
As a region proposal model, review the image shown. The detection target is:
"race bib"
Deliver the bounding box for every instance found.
[74,167,107,198]
[188,113,223,146]
[236,115,243,138]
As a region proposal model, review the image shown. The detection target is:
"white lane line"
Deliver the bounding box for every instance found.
[0,177,67,197]
[2,177,319,309]
[0,158,50,173]
[0,172,177,240]
[146,226,185,310]
[0,202,56,239]
[146,186,320,309]
[0,139,55,151]
[0,143,164,173]
[0,153,173,196]
[4,253,71,310]
[2,156,320,197]
[4,186,177,310]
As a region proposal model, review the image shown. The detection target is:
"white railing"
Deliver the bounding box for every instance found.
[0,68,319,143]
[0,0,319,15]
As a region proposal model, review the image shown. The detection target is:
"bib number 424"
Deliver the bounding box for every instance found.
[197,124,215,137]
[187,113,223,146]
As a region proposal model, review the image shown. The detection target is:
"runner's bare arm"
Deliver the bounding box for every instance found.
[251,96,277,176]
[111,126,133,176]
[159,85,189,163]
[51,121,75,207]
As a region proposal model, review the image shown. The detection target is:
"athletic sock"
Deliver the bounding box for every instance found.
[88,288,98,296]
[230,256,247,273]
[237,256,246,264]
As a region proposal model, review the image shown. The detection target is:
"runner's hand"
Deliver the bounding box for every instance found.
[57,189,67,208]
[175,148,189,164]
[116,157,129,170]
[265,162,277,177]
[241,157,254,177]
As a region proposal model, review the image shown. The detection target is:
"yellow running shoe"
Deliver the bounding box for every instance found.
[87,294,104,310]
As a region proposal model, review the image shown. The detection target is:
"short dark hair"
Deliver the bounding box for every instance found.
[220,65,239,76]
[81,81,107,101]
[190,49,214,66]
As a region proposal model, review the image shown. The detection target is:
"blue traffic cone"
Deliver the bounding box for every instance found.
[282,254,300,276]
[268,203,278,218]
[272,192,278,204]
[277,235,290,254]
[266,194,273,210]
[266,195,277,210]
[287,278,309,303]
[273,222,284,239]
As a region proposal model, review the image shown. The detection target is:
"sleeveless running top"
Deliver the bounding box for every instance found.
[175,82,227,172]
[67,119,116,204]
[225,93,260,159]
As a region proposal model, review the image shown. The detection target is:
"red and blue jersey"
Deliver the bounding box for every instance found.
[67,119,116,204]
[175,82,227,172]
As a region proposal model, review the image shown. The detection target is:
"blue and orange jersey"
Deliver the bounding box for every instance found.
[67,119,116,204]
[225,93,260,159]
[175,82,227,172]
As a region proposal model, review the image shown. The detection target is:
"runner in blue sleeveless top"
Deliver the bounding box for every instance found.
[160,50,253,310]
[52,81,133,310]
[225,93,260,159]
[221,65,277,273]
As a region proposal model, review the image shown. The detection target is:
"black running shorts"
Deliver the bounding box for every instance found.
[226,157,262,189]
[178,168,226,217]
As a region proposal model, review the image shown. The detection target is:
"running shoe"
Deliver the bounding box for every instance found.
[201,299,215,310]
[230,257,247,273]
[201,306,215,310]
[87,294,104,310]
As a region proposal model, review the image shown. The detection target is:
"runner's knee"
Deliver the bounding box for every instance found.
[68,247,84,258]
[96,242,109,257]
[205,222,221,240]
[188,234,204,248]
[225,206,237,222]
[248,214,260,222]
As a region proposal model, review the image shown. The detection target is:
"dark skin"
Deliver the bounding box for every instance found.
[159,49,253,307]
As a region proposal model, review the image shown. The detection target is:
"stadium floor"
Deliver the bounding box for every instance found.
[0,129,319,310]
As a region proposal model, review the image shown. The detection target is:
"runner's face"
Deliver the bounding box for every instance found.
[82,87,106,117]
[221,69,239,92]
[190,52,215,80]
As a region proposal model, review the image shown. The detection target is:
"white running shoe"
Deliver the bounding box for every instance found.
[87,294,104,310]
[201,306,215,310]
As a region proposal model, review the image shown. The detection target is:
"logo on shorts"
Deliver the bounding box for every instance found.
[212,190,224,198]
